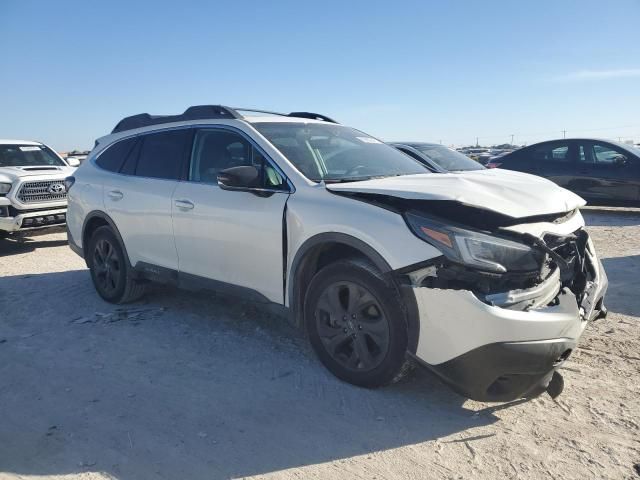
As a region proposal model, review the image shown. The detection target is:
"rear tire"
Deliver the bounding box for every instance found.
[87,226,147,303]
[304,258,409,388]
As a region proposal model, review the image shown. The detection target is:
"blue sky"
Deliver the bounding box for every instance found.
[1,0,639,150]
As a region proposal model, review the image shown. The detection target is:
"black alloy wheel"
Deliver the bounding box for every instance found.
[314,280,390,372]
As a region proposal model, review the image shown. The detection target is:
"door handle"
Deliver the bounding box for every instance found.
[107,190,123,200]
[174,199,195,210]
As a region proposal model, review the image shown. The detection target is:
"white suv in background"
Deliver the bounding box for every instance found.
[66,105,608,402]
[0,139,78,237]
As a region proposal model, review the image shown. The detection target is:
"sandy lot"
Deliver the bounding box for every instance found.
[0,208,639,480]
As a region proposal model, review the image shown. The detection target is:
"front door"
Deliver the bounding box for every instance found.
[573,141,640,202]
[172,127,291,303]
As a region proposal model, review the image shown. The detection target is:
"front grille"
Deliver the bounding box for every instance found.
[17,180,67,204]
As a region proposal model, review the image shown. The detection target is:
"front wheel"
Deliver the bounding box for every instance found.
[304,259,409,388]
[87,226,147,303]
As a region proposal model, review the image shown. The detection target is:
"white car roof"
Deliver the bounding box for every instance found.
[0,139,42,145]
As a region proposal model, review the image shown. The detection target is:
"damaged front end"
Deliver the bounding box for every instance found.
[394,205,609,402]
[401,208,606,320]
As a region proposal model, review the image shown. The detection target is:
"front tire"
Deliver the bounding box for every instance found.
[87,226,147,303]
[304,258,409,388]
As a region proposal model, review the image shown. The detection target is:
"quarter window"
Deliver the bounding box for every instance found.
[135,129,190,180]
[96,137,136,172]
[189,129,287,189]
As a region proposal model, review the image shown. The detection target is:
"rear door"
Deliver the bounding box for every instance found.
[103,128,191,271]
[573,140,640,202]
[171,126,291,303]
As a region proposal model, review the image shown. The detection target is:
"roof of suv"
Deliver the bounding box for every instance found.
[110,105,338,134]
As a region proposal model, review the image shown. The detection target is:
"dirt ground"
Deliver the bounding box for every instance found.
[0,207,638,480]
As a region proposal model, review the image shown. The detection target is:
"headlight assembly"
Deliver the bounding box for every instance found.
[405,212,543,273]
[0,183,12,195]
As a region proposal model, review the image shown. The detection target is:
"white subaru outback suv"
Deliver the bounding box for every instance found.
[0,139,78,237]
[66,106,608,401]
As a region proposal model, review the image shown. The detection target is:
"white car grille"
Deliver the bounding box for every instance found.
[17,180,67,204]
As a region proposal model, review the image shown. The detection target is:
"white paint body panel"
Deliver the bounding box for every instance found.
[326,168,586,218]
[171,181,288,303]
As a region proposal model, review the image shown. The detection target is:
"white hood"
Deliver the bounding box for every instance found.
[0,165,75,184]
[326,169,585,218]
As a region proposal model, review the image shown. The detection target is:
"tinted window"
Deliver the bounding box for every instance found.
[0,144,66,167]
[96,137,136,172]
[135,129,190,180]
[531,143,570,162]
[120,139,141,175]
[190,129,287,189]
[254,122,425,182]
[414,145,484,171]
[582,143,628,165]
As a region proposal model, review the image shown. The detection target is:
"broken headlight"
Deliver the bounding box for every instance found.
[405,212,542,273]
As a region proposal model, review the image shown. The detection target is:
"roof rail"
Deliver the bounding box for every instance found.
[233,108,339,124]
[287,112,338,124]
[111,105,338,134]
[111,105,242,134]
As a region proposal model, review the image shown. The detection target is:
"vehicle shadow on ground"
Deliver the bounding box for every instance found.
[601,255,640,317]
[0,269,517,479]
[0,232,67,257]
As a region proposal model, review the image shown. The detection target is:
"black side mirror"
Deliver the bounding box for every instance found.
[217,165,260,191]
[613,154,628,167]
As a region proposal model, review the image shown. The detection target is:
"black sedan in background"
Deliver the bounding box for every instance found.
[488,139,640,205]
[390,142,484,172]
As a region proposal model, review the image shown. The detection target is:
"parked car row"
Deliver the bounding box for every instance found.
[51,105,608,403]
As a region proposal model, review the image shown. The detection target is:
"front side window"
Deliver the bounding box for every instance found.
[190,129,287,189]
[135,129,190,180]
[0,144,66,167]
[414,145,484,171]
[253,122,426,182]
[581,143,628,165]
[531,143,570,162]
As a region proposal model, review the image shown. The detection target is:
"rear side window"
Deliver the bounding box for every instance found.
[531,143,571,162]
[96,137,136,172]
[135,129,190,180]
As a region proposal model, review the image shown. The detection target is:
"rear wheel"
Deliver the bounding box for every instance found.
[304,259,409,388]
[87,226,147,303]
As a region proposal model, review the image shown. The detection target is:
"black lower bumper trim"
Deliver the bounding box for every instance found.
[418,339,576,402]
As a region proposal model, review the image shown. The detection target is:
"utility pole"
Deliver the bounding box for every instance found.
[562,130,567,139]
[510,134,514,145]
[475,137,479,147]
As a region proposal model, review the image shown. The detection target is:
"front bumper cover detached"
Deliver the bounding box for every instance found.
[406,255,608,402]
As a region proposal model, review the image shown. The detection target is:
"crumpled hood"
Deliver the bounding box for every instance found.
[0,165,75,183]
[326,169,585,218]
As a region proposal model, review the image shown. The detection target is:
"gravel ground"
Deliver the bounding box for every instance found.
[0,208,639,480]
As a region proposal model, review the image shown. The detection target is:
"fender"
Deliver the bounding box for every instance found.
[287,232,419,353]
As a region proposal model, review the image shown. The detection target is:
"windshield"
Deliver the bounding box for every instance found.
[0,144,66,167]
[253,122,427,182]
[415,145,484,171]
